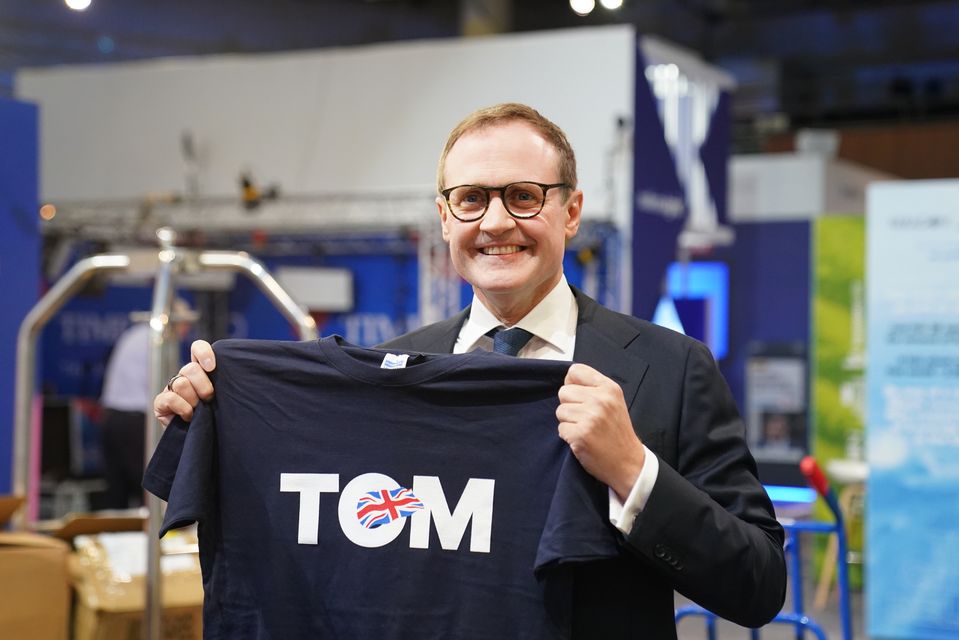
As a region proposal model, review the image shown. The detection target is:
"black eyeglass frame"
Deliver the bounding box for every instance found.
[440,181,570,222]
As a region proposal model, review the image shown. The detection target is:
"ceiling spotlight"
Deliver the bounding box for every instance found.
[600,0,624,8]
[570,0,595,17]
[65,0,92,11]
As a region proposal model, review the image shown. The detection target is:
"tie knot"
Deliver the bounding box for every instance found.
[488,327,534,356]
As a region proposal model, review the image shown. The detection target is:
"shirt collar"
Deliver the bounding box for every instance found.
[455,276,577,356]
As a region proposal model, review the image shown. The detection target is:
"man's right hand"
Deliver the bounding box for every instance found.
[153,340,217,426]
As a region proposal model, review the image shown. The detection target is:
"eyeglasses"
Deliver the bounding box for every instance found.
[440,181,570,222]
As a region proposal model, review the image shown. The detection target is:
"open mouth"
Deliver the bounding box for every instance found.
[479,245,526,256]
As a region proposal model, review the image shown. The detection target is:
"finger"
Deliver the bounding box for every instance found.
[190,340,216,372]
[153,390,195,426]
[169,374,201,407]
[564,363,606,386]
[178,361,215,401]
[555,403,591,426]
[557,422,586,454]
[564,374,625,411]
[557,383,594,404]
[555,404,576,424]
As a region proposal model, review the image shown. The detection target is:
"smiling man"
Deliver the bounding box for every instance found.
[438,117,581,326]
[153,103,786,638]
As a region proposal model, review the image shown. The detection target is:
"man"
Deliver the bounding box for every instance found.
[154,103,785,637]
[101,298,192,508]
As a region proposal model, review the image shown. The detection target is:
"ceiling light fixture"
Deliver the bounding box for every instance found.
[570,0,595,17]
[65,0,92,11]
[600,0,624,9]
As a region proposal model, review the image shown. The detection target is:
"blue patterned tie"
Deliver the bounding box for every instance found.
[488,327,534,356]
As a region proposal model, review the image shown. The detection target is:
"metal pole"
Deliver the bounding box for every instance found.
[197,251,318,340]
[144,228,179,640]
[141,245,315,640]
[13,233,313,639]
[13,254,131,530]
[835,511,853,640]
[417,219,432,327]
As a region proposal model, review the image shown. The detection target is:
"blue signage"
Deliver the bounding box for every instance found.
[0,98,39,493]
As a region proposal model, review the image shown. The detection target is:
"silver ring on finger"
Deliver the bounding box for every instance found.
[166,373,186,392]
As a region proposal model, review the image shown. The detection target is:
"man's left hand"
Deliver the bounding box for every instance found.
[556,363,646,500]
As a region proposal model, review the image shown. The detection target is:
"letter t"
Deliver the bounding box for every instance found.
[280,473,340,545]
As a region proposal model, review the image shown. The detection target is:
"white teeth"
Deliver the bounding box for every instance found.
[481,245,523,255]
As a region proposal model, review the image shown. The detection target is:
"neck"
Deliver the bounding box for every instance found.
[473,277,562,327]
[479,299,536,327]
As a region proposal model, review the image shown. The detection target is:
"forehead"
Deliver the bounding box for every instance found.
[443,121,561,185]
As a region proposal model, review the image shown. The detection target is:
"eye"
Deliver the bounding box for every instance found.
[451,187,487,209]
[506,183,543,210]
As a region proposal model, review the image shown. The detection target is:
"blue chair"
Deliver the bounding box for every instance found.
[675,456,852,640]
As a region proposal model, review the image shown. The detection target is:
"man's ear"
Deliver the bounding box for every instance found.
[564,189,584,240]
[437,197,451,242]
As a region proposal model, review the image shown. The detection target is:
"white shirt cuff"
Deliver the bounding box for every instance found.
[608,446,659,535]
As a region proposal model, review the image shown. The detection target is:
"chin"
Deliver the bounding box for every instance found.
[475,281,523,297]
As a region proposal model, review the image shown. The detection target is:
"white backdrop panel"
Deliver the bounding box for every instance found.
[17,26,635,224]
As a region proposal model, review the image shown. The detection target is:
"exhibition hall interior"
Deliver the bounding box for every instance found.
[2,0,958,638]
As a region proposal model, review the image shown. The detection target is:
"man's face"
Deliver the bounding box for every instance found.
[438,121,582,320]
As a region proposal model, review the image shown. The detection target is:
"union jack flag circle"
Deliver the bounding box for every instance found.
[356,487,425,529]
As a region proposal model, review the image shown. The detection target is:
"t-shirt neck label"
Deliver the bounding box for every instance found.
[380,353,410,369]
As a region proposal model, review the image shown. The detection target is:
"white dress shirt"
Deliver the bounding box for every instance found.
[101,322,151,412]
[453,276,660,535]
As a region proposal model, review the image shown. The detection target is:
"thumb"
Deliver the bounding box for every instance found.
[190,340,216,372]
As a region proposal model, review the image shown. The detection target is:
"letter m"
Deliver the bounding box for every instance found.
[408,477,494,553]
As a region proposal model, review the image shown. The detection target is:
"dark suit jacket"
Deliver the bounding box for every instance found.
[380,286,787,639]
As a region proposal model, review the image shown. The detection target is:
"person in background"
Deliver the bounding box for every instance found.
[99,298,192,509]
[152,103,786,637]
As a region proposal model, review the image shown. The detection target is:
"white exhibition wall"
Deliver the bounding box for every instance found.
[16,26,636,228]
[730,154,893,221]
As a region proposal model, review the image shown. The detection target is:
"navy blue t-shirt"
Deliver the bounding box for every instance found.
[144,337,619,639]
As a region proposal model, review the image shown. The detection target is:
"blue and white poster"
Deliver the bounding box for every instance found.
[866,180,959,640]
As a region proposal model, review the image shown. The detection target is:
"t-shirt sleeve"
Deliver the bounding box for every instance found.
[144,404,217,538]
[534,453,621,577]
[142,416,190,501]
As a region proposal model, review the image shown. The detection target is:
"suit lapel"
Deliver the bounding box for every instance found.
[571,288,649,410]
[409,307,470,354]
[403,288,650,411]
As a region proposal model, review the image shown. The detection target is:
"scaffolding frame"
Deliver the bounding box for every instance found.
[13,227,317,640]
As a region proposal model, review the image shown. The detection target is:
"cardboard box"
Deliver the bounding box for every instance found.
[69,529,203,640]
[0,496,71,640]
[73,604,201,640]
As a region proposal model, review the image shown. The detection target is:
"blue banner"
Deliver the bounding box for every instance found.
[40,286,154,397]
[0,98,39,493]
[631,48,731,321]
[230,246,420,347]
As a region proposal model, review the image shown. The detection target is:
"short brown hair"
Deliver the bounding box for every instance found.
[436,103,578,193]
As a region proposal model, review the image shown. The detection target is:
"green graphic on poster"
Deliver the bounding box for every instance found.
[812,215,866,592]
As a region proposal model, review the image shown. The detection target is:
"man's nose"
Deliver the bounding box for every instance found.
[479,193,516,234]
